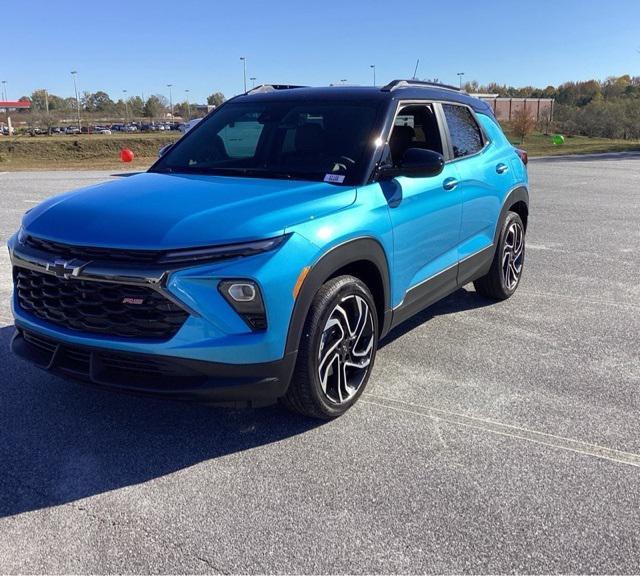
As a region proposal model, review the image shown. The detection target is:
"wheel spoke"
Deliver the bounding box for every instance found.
[504,229,515,250]
[509,262,518,288]
[352,297,371,354]
[502,251,511,285]
[513,225,524,258]
[335,355,344,402]
[334,304,356,336]
[345,357,371,369]
[319,352,339,393]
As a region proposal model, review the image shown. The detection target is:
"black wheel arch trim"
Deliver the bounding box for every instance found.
[495,185,529,246]
[284,237,392,355]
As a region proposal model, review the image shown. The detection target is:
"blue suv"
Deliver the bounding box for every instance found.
[8,80,529,419]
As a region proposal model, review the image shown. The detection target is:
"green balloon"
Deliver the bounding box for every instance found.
[552,134,565,145]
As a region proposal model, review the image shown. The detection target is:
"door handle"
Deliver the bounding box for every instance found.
[496,163,509,174]
[442,177,458,191]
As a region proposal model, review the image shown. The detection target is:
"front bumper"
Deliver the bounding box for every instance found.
[12,325,296,405]
[8,231,320,365]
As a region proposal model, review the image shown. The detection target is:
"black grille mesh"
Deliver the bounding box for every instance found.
[14,267,188,340]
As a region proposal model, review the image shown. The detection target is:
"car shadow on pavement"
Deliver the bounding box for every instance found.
[0,287,492,518]
[0,325,321,519]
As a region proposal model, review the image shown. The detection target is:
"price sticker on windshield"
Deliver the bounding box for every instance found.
[324,174,345,184]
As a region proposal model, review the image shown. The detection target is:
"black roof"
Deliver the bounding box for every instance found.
[234,83,494,117]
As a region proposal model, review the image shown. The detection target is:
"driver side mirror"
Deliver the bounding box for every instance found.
[377,148,445,181]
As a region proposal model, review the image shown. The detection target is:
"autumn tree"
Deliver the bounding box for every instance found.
[511,107,537,144]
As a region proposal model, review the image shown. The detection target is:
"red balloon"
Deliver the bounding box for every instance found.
[120,148,134,162]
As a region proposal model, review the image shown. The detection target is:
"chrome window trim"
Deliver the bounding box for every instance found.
[382,99,452,161]
[375,98,492,170]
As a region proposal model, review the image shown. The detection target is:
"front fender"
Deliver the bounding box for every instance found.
[284,236,392,355]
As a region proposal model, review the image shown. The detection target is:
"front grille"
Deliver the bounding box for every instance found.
[24,235,164,264]
[14,267,188,340]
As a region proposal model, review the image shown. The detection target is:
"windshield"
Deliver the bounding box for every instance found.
[151,100,381,184]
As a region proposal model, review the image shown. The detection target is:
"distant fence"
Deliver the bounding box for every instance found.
[474,94,555,123]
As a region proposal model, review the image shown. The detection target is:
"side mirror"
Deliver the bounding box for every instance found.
[158,143,174,157]
[377,148,445,180]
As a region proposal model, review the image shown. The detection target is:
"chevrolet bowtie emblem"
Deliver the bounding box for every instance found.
[46,259,89,279]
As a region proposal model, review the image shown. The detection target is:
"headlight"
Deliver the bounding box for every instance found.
[158,235,288,265]
[17,227,27,244]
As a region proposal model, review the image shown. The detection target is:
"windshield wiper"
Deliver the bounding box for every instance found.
[153,165,325,181]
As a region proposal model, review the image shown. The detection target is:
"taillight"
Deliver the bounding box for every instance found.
[516,148,528,166]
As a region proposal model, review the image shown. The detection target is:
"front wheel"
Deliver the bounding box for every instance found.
[282,275,378,419]
[474,211,525,300]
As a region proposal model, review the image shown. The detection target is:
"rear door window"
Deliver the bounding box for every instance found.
[442,104,484,159]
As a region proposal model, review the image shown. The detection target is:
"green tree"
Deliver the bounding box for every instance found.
[30,89,49,112]
[127,96,144,117]
[174,101,195,119]
[83,91,114,113]
[144,95,168,119]
[207,92,225,107]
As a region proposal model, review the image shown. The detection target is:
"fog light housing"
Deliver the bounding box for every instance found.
[219,280,267,331]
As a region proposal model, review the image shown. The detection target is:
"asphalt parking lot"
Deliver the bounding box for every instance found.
[0,157,639,574]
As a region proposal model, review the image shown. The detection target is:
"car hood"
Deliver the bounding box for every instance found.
[22,172,356,249]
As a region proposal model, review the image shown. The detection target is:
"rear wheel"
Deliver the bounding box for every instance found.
[474,211,525,300]
[282,275,378,419]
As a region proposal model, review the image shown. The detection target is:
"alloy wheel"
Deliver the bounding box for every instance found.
[317,294,375,404]
[502,221,524,290]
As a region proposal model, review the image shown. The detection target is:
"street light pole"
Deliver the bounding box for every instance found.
[1,80,6,101]
[370,65,376,86]
[185,89,191,120]
[240,57,247,92]
[250,77,256,88]
[71,71,81,129]
[123,89,128,124]
[457,72,465,89]
[167,84,173,118]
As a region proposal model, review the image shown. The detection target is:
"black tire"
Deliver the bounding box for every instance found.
[474,211,525,300]
[282,275,379,420]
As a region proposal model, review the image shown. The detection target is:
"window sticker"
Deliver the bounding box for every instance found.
[324,174,345,183]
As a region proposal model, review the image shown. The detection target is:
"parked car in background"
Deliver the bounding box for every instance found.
[65,126,81,134]
[8,81,529,419]
[179,118,202,133]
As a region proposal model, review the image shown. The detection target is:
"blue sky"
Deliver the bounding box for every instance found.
[4,0,640,103]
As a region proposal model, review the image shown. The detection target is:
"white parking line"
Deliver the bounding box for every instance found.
[23,200,41,203]
[362,394,640,468]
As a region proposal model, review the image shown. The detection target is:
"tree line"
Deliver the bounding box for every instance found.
[12,90,226,126]
[464,75,640,139]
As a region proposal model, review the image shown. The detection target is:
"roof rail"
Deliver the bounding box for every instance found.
[246,84,308,94]
[381,79,464,93]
